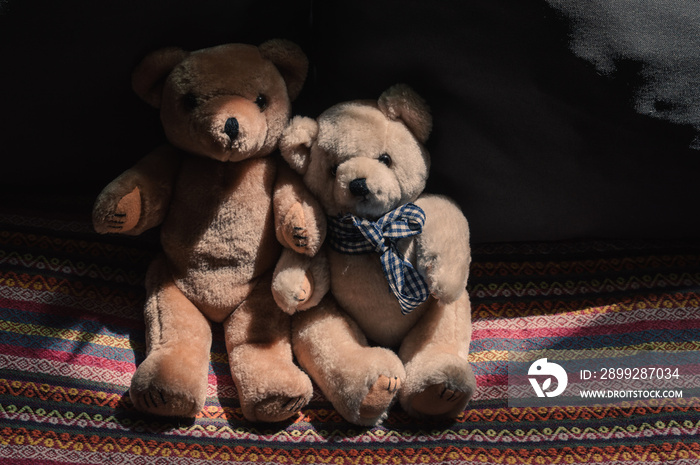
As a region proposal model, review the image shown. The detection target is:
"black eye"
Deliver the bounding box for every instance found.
[255,94,268,111]
[378,153,392,167]
[330,163,338,178]
[182,92,199,111]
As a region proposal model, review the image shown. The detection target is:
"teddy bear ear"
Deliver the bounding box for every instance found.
[259,39,308,102]
[132,47,189,108]
[377,83,433,144]
[279,116,319,175]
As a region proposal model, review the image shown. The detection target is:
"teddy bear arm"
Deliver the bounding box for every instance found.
[273,163,326,256]
[414,194,471,303]
[93,145,181,236]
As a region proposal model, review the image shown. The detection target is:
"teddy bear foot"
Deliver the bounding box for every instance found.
[409,382,473,417]
[130,385,202,418]
[359,375,401,419]
[128,348,209,418]
[232,346,314,423]
[129,362,205,418]
[241,378,313,423]
[253,394,310,423]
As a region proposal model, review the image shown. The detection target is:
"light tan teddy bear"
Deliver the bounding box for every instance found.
[272,84,476,425]
[93,41,325,423]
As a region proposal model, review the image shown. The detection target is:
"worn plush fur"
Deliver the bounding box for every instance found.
[93,41,325,422]
[272,84,476,425]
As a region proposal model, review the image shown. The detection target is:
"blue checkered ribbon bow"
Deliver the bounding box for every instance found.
[327,203,430,314]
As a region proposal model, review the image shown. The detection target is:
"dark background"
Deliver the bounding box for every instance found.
[2,0,699,243]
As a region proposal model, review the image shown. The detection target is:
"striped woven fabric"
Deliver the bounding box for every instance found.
[1,206,699,464]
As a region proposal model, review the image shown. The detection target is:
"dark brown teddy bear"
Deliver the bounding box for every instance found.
[93,40,324,422]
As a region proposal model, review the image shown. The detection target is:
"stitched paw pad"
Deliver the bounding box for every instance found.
[409,382,473,417]
[281,202,316,254]
[130,386,199,418]
[254,394,311,423]
[95,187,142,234]
[359,375,401,419]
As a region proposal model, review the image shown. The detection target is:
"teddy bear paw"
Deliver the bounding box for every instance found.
[409,382,474,417]
[272,267,316,314]
[281,201,318,255]
[359,375,401,419]
[423,258,468,304]
[94,186,142,234]
[292,274,314,306]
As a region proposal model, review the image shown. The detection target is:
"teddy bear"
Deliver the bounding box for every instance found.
[92,40,326,423]
[271,84,477,425]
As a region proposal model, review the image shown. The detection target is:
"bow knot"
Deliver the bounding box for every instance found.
[328,203,430,314]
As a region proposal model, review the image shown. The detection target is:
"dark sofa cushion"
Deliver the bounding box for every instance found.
[0,0,312,198]
[308,0,700,243]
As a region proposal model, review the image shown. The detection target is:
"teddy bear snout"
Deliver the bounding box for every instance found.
[202,96,268,159]
[349,178,370,197]
[328,156,403,218]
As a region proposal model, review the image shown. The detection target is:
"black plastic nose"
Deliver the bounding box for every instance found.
[349,178,370,197]
[224,117,239,140]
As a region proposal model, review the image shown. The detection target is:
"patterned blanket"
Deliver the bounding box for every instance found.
[1,207,699,464]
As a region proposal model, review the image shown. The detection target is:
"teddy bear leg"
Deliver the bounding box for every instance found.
[129,256,213,417]
[293,296,406,426]
[398,292,476,419]
[224,274,313,423]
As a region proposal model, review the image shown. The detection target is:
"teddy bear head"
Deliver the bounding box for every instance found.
[280,84,433,219]
[132,40,307,162]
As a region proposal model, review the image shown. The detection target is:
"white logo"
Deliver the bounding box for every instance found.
[528,358,568,398]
